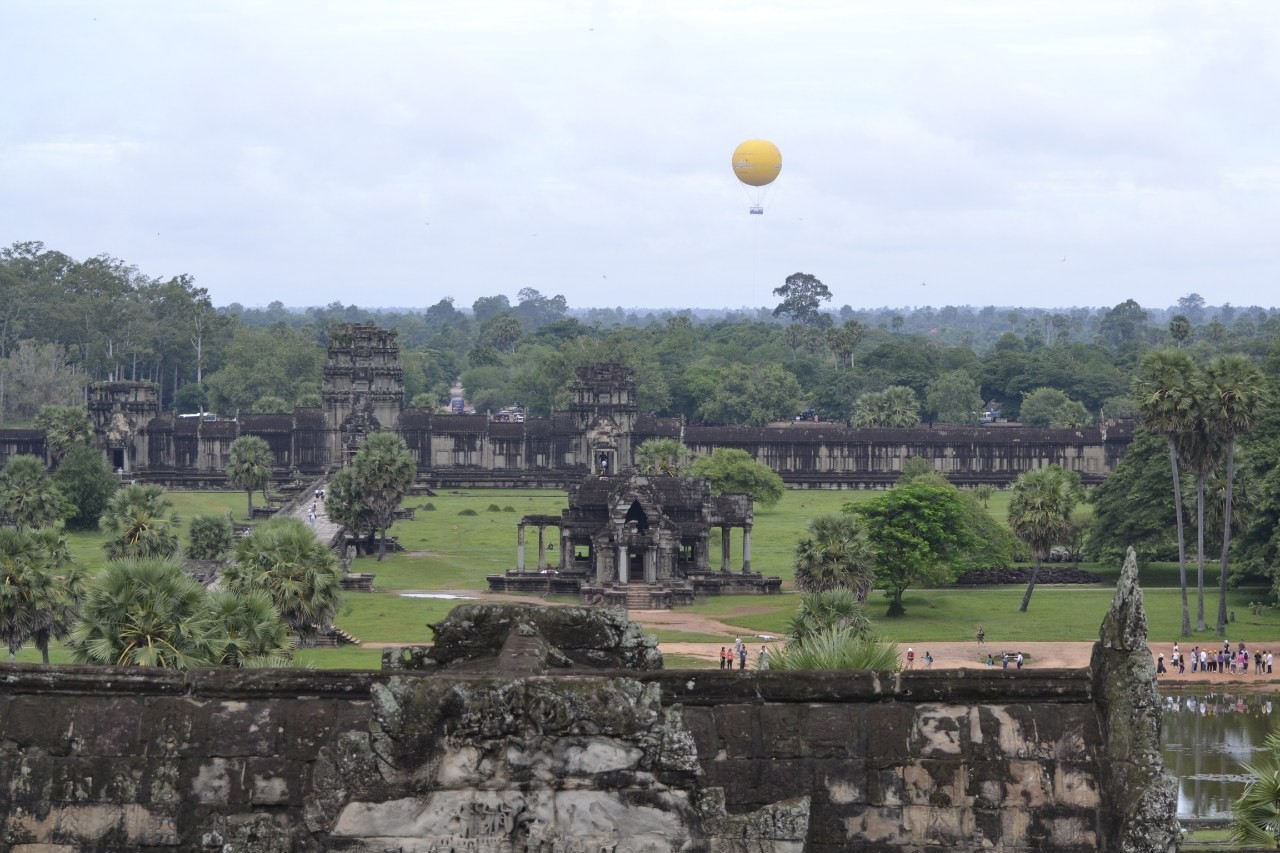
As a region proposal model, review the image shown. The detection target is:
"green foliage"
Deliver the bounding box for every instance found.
[0,454,72,529]
[409,392,435,409]
[204,324,325,414]
[1019,387,1091,428]
[187,513,233,560]
[696,363,802,426]
[172,383,208,414]
[1008,465,1084,611]
[768,626,900,671]
[785,587,872,642]
[486,504,501,512]
[1231,728,1280,847]
[791,514,875,597]
[1086,429,1178,563]
[69,558,223,669]
[635,438,691,475]
[251,395,290,413]
[421,502,436,511]
[0,526,80,662]
[225,516,343,647]
[33,404,90,462]
[325,468,377,544]
[458,508,478,516]
[851,482,976,617]
[772,272,832,326]
[225,435,272,517]
[99,484,182,561]
[51,440,118,527]
[688,448,785,508]
[852,386,920,428]
[351,432,417,560]
[205,587,295,668]
[925,370,983,424]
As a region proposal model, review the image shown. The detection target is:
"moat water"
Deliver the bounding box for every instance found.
[1161,691,1278,820]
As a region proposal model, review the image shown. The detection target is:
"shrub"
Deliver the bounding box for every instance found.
[487,504,502,512]
[421,502,436,511]
[458,508,478,516]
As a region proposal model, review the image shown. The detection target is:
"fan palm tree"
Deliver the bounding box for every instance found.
[225,435,273,518]
[68,558,223,669]
[205,587,294,668]
[852,386,920,428]
[635,438,690,476]
[0,527,59,661]
[785,587,872,643]
[1203,355,1267,635]
[1232,728,1280,846]
[351,432,417,561]
[1132,349,1198,636]
[792,514,877,600]
[225,516,343,646]
[99,484,181,560]
[1177,410,1225,632]
[1010,465,1082,612]
[187,513,234,560]
[0,454,73,530]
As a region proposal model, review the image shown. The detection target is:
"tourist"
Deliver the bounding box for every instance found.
[976,625,985,644]
[758,646,769,670]
[1001,652,1009,670]
[307,509,316,526]
[719,647,727,669]
[986,654,994,667]
[1200,648,1207,672]
[1015,652,1024,669]
[1269,651,1274,674]
[1157,654,1166,676]
[924,651,933,668]
[738,645,747,670]
[1177,653,1185,675]
[906,647,915,669]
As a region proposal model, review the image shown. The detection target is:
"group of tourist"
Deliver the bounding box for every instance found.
[719,638,770,670]
[985,652,1023,669]
[903,648,933,669]
[1157,641,1275,676]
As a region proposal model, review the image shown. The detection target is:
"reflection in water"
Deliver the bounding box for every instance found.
[1161,692,1276,819]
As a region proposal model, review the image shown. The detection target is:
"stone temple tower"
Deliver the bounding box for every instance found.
[323,323,404,462]
[569,363,638,475]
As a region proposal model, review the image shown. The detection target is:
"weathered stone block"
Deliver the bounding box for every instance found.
[800,704,857,759]
[1003,759,1052,808]
[204,700,281,757]
[864,703,914,762]
[282,697,340,759]
[140,697,206,757]
[714,704,758,759]
[757,703,806,758]
[5,697,74,753]
[679,704,718,757]
[71,698,145,757]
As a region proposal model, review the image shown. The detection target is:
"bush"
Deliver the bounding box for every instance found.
[421,502,436,511]
[458,508,478,516]
[187,514,233,560]
[503,506,516,512]
[487,504,502,512]
[768,626,901,671]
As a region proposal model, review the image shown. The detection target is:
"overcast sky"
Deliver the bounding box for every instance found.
[3,1,1277,313]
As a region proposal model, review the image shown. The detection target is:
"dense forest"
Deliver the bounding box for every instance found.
[3,240,1277,430]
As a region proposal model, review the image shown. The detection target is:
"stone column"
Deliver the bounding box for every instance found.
[536,526,547,571]
[644,547,657,584]
[517,524,525,573]
[594,546,606,583]
[617,543,629,584]
[720,528,731,573]
[742,526,752,573]
[696,535,709,572]
[559,530,569,571]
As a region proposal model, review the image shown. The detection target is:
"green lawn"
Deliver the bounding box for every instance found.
[24,486,1280,671]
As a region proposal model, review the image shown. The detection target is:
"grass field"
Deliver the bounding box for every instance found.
[13,486,1279,669]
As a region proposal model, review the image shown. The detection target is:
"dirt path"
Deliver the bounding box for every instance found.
[369,591,1280,687]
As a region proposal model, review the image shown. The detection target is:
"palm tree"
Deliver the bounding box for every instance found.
[205,587,293,668]
[68,558,223,669]
[324,468,377,553]
[99,483,181,560]
[1203,354,1267,635]
[351,432,417,561]
[1132,349,1198,636]
[187,513,234,560]
[33,404,91,466]
[0,527,58,661]
[225,516,343,646]
[853,387,920,428]
[225,435,273,518]
[634,438,690,476]
[768,626,900,671]
[25,528,83,664]
[1178,410,1225,632]
[1010,465,1082,612]
[0,454,72,530]
[785,587,872,643]
[792,514,877,600]
[1232,728,1280,846]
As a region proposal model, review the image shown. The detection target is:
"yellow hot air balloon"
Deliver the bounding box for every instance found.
[731,139,782,214]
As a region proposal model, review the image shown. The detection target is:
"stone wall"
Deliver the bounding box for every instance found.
[0,662,1170,851]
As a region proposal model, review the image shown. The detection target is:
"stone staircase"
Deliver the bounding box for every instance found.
[623,584,665,611]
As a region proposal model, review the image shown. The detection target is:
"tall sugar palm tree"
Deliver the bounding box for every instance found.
[792,513,877,601]
[25,528,82,664]
[69,558,223,669]
[1010,465,1082,612]
[225,516,343,646]
[1204,355,1267,635]
[205,587,293,668]
[1132,349,1198,636]
[351,432,417,561]
[99,483,181,560]
[1178,409,1225,632]
[0,527,57,661]
[225,435,273,518]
